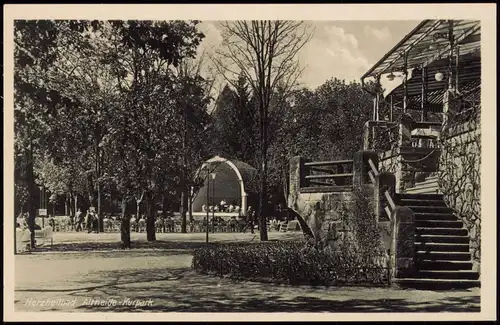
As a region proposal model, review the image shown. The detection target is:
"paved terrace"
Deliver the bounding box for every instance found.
[15,232,480,313]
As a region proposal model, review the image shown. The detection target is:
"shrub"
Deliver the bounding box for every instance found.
[191,240,389,286]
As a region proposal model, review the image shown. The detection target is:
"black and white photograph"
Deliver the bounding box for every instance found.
[3,3,496,322]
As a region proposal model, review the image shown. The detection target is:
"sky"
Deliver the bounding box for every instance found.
[196,20,420,91]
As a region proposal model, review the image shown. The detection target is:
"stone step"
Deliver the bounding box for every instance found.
[412,270,479,280]
[405,185,441,195]
[394,278,480,290]
[416,234,470,244]
[415,220,464,228]
[415,242,471,252]
[406,205,454,214]
[416,227,468,236]
[416,251,471,261]
[415,176,439,186]
[398,198,447,207]
[414,213,458,221]
[398,193,444,201]
[417,260,473,270]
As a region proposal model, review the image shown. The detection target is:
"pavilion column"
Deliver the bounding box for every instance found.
[421,66,428,121]
[403,51,409,113]
[443,20,455,121]
[390,95,394,122]
[375,75,381,121]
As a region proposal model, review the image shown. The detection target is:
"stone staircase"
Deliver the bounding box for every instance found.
[406,175,440,194]
[393,193,480,290]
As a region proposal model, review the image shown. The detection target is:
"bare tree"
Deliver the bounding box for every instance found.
[212,21,314,241]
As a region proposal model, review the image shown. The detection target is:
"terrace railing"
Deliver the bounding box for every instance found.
[301,159,354,193]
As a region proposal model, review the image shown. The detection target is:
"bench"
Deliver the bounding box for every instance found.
[286,220,301,232]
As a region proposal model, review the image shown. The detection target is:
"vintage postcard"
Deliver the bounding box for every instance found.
[3,3,497,322]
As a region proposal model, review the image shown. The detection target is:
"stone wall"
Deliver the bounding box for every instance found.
[288,153,385,252]
[289,189,369,245]
[438,122,481,269]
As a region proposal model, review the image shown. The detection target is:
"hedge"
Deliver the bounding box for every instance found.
[191,240,389,286]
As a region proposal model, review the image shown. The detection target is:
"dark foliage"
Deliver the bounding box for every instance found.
[192,240,389,286]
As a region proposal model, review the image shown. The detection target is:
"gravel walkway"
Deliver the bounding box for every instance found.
[14,232,480,313]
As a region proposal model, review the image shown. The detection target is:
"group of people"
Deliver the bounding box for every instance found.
[201,199,241,214]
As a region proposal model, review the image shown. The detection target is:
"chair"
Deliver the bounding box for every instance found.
[34,226,54,247]
[279,221,288,232]
[174,220,182,232]
[138,219,146,233]
[155,219,164,233]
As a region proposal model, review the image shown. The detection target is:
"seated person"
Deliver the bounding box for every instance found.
[214,205,220,212]
[220,199,227,211]
[208,205,214,212]
[228,204,234,213]
[48,215,56,229]
[202,204,207,212]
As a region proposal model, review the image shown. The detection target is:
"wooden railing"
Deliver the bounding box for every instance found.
[302,159,354,190]
[368,158,396,222]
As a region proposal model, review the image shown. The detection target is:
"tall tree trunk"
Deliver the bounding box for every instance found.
[97,182,103,232]
[162,192,167,219]
[258,101,269,241]
[180,186,188,233]
[74,194,78,217]
[188,189,193,223]
[27,133,36,248]
[120,197,131,249]
[95,120,102,232]
[146,192,156,242]
[180,98,188,233]
[65,193,69,216]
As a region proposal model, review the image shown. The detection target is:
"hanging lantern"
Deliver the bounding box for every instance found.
[434,72,444,82]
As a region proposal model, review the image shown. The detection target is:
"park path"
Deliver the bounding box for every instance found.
[14,232,480,313]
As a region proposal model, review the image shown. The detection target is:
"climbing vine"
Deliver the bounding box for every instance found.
[438,88,481,263]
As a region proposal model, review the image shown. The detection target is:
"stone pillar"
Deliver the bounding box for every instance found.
[288,156,306,208]
[241,191,248,217]
[396,117,415,193]
[363,121,371,150]
[390,207,416,280]
[353,150,379,189]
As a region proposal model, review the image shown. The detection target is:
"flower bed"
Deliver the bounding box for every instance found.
[192,240,389,286]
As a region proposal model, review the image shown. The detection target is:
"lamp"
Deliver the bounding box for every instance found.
[429,31,451,50]
[211,173,216,234]
[387,72,396,81]
[434,72,444,82]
